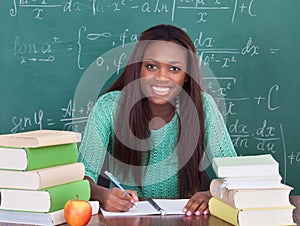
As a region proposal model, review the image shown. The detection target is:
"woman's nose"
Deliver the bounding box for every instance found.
[155,67,170,81]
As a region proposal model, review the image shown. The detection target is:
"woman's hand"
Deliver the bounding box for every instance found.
[100,187,139,212]
[183,190,211,216]
[84,176,138,212]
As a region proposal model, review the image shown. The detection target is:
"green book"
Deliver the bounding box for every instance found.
[212,154,279,178]
[0,180,91,213]
[0,143,78,171]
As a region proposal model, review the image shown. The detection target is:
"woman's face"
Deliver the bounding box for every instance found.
[140,41,188,106]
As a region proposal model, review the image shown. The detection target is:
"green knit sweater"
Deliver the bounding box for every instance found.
[78,91,237,198]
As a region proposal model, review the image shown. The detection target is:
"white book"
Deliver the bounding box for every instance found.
[101,199,189,217]
[0,201,99,226]
[0,162,85,190]
[0,180,90,213]
[222,175,283,189]
[212,154,280,178]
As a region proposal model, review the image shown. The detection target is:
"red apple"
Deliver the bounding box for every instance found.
[64,198,92,226]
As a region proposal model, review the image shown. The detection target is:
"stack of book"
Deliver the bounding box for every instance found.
[209,154,296,226]
[0,130,99,225]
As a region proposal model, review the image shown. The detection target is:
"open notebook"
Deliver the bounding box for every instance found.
[101,199,189,217]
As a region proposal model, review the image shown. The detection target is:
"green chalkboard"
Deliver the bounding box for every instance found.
[1,1,300,195]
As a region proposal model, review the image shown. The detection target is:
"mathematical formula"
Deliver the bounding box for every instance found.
[10,0,257,23]
[13,27,279,73]
[10,99,94,133]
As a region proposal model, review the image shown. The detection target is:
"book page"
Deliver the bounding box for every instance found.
[101,201,157,217]
[101,199,188,217]
[154,199,188,214]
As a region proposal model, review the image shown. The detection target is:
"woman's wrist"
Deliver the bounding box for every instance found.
[84,176,107,206]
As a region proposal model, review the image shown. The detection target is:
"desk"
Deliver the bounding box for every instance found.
[1,196,299,226]
[88,196,300,226]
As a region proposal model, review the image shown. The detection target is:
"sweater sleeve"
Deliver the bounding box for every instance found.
[202,92,237,162]
[78,91,120,183]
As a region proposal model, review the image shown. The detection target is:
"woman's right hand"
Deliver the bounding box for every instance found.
[85,175,138,212]
[100,187,138,212]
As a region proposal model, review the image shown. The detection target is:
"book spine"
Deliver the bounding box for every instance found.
[208,197,239,226]
[38,162,85,189]
[26,143,78,170]
[210,179,237,207]
[0,163,85,190]
[44,179,90,212]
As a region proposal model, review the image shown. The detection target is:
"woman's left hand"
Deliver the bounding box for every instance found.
[183,190,212,216]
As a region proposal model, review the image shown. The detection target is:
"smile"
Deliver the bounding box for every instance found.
[151,85,171,95]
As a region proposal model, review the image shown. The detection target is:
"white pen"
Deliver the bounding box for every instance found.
[104,171,137,207]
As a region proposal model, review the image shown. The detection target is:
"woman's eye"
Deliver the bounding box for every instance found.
[146,64,157,70]
[170,66,181,72]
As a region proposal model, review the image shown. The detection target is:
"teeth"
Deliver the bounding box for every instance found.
[152,86,170,94]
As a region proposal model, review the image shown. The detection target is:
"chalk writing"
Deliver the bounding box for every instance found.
[197,34,266,69]
[8,99,94,134]
[10,0,62,19]
[227,119,283,154]
[175,0,256,23]
[255,120,279,153]
[13,36,59,63]
[9,0,258,23]
[229,119,249,148]
[11,27,279,70]
[288,152,300,165]
[10,110,44,133]
[279,125,287,182]
[203,77,281,115]
[60,99,94,132]
[241,37,259,56]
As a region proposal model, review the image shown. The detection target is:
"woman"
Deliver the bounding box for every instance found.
[78,24,237,216]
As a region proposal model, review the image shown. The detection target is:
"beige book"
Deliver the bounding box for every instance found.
[0,162,85,190]
[0,130,81,148]
[210,178,293,209]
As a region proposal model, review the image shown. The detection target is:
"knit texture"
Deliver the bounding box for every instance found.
[78,91,237,198]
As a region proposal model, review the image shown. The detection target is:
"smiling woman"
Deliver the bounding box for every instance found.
[78,24,237,216]
[140,41,187,115]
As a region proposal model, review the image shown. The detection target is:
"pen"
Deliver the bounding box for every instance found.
[148,198,165,215]
[104,171,137,207]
